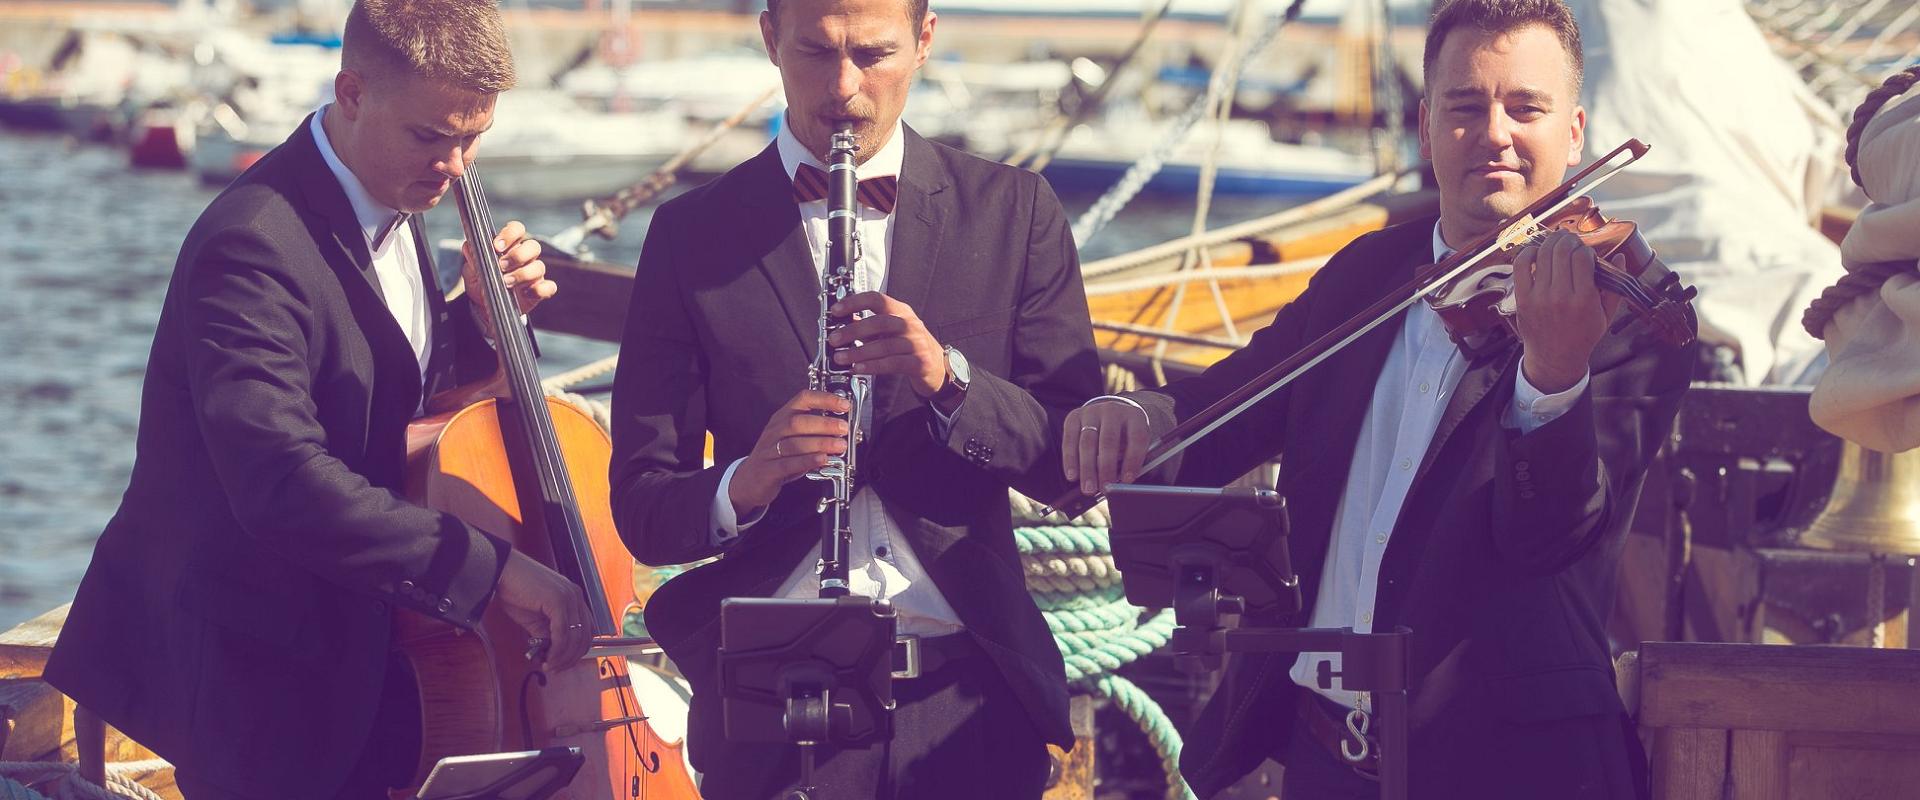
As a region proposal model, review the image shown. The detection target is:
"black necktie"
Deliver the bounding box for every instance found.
[372,212,411,251]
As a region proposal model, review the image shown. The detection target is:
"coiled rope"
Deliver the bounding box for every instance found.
[1011,493,1195,800]
[0,761,168,800]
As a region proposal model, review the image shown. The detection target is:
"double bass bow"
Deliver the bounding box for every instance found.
[1047,139,1698,520]
[391,164,700,799]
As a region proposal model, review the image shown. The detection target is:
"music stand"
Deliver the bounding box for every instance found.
[1105,484,1411,800]
[412,747,583,800]
[717,596,896,800]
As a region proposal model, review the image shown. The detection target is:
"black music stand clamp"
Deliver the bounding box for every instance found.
[1105,484,1411,800]
[716,596,897,800]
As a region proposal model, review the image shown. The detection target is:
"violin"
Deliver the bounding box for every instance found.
[392,165,700,799]
[1419,194,1696,358]
[1046,139,1699,520]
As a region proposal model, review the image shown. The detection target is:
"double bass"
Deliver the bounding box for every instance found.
[391,164,700,799]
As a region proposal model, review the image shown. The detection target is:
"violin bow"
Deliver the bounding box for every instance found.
[1044,139,1652,519]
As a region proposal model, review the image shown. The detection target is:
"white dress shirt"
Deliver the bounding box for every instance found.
[1289,222,1590,713]
[707,116,964,637]
[311,108,433,386]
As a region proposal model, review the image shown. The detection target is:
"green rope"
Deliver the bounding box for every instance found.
[0,777,48,800]
[1088,673,1198,800]
[1016,515,1195,800]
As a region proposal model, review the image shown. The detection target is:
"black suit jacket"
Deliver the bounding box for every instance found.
[45,117,509,799]
[1130,218,1694,799]
[608,128,1102,773]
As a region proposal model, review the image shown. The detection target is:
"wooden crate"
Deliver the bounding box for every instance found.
[1637,641,1920,800]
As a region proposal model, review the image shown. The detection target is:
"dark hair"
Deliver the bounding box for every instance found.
[765,0,929,34]
[1846,66,1920,191]
[1423,0,1583,98]
[342,0,516,94]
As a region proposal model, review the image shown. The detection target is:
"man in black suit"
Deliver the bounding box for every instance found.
[44,2,592,798]
[606,0,1101,795]
[1068,1,1693,797]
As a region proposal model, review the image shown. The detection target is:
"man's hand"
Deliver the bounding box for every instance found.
[1061,399,1152,496]
[1510,230,1620,394]
[461,219,557,342]
[493,548,592,672]
[827,291,947,399]
[728,390,852,515]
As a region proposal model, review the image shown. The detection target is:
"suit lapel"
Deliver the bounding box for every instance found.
[875,127,950,418]
[287,118,425,413]
[290,116,385,306]
[744,143,824,365]
[1414,338,1520,484]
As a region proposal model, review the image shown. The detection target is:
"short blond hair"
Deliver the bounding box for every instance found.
[342,0,516,94]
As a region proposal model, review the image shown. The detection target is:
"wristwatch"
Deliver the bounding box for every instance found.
[932,345,971,408]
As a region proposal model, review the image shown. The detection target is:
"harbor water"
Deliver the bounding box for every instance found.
[0,128,1298,631]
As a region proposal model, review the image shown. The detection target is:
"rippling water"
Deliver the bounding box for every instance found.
[0,128,1292,630]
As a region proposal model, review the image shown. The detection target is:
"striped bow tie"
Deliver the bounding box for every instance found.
[791,163,899,214]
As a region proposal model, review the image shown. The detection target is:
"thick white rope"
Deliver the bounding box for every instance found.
[0,760,169,800]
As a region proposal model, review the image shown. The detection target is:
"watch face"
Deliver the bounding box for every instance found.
[946,347,971,385]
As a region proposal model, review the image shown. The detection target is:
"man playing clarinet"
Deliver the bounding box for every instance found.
[606,0,1102,796]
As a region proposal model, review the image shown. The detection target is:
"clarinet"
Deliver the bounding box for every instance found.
[807,123,867,598]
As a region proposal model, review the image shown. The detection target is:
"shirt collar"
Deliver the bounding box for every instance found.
[775,112,906,185]
[311,106,408,250]
[1431,220,1452,262]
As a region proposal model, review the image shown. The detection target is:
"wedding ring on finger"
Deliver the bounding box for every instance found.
[1080,425,1100,434]
[775,440,784,457]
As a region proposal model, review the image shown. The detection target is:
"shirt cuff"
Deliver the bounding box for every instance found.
[711,457,767,546]
[929,399,957,438]
[1507,365,1589,433]
[1085,394,1149,418]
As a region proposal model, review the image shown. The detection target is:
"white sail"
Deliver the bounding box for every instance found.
[1570,0,1849,385]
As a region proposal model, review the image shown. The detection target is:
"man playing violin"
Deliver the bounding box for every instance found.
[606,0,1102,795]
[1066,0,1694,797]
[45,2,593,798]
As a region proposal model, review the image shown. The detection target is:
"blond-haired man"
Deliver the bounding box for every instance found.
[46,2,583,798]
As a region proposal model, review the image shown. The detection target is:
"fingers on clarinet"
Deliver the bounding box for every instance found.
[790,390,852,413]
[785,413,850,438]
[850,354,920,376]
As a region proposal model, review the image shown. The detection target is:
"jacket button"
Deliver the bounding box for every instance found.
[437,598,454,613]
[1514,460,1531,472]
[373,601,388,615]
[400,580,416,592]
